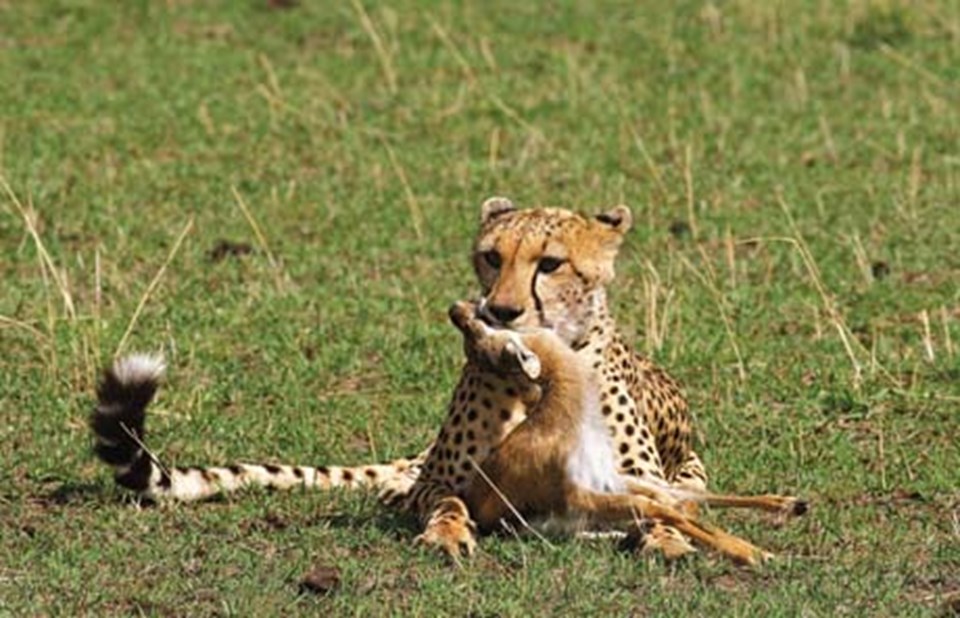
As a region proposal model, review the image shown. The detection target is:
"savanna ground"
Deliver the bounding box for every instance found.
[1,1,958,615]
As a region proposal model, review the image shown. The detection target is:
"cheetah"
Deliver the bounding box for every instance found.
[400,198,710,558]
[448,300,806,565]
[90,198,709,559]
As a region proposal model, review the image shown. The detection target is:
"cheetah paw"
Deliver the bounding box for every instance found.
[414,518,478,563]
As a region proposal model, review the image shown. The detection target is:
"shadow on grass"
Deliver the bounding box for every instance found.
[33,482,415,541]
[35,481,105,507]
[311,508,417,540]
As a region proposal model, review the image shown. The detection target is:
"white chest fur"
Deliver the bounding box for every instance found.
[565,386,625,495]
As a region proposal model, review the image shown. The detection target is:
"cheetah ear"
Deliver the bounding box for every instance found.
[594,205,633,235]
[480,196,516,224]
[586,205,633,284]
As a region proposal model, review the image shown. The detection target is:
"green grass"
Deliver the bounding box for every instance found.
[1,0,958,615]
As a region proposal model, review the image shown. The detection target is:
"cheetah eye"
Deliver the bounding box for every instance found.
[481,250,502,269]
[537,257,565,274]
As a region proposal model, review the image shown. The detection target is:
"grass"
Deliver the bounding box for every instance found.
[1,0,958,615]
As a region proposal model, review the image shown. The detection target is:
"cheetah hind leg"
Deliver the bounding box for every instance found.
[376,445,431,507]
[376,462,422,507]
[671,449,709,519]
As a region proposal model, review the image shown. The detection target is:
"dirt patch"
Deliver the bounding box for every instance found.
[207,239,254,263]
[299,564,341,596]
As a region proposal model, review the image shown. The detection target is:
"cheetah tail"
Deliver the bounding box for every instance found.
[90,353,422,502]
[90,353,170,497]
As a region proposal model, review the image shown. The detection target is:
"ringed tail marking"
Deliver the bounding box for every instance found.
[90,354,422,501]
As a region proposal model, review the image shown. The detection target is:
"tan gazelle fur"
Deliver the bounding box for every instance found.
[449,301,807,566]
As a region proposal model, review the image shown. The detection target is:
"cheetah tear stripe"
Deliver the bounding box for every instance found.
[90,353,421,502]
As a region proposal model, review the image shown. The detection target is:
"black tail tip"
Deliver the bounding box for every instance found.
[91,353,167,468]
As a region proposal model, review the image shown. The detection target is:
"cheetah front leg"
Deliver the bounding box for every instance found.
[400,411,484,562]
[402,376,520,561]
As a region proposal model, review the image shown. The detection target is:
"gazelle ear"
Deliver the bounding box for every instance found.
[481,196,516,224]
[504,340,542,381]
[594,205,632,234]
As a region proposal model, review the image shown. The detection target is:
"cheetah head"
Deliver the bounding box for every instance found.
[472,197,632,345]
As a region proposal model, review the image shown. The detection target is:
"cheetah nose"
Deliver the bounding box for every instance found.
[486,304,525,324]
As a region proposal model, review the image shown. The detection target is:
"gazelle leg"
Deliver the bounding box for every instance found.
[568,487,772,566]
[691,493,808,516]
[623,479,808,518]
